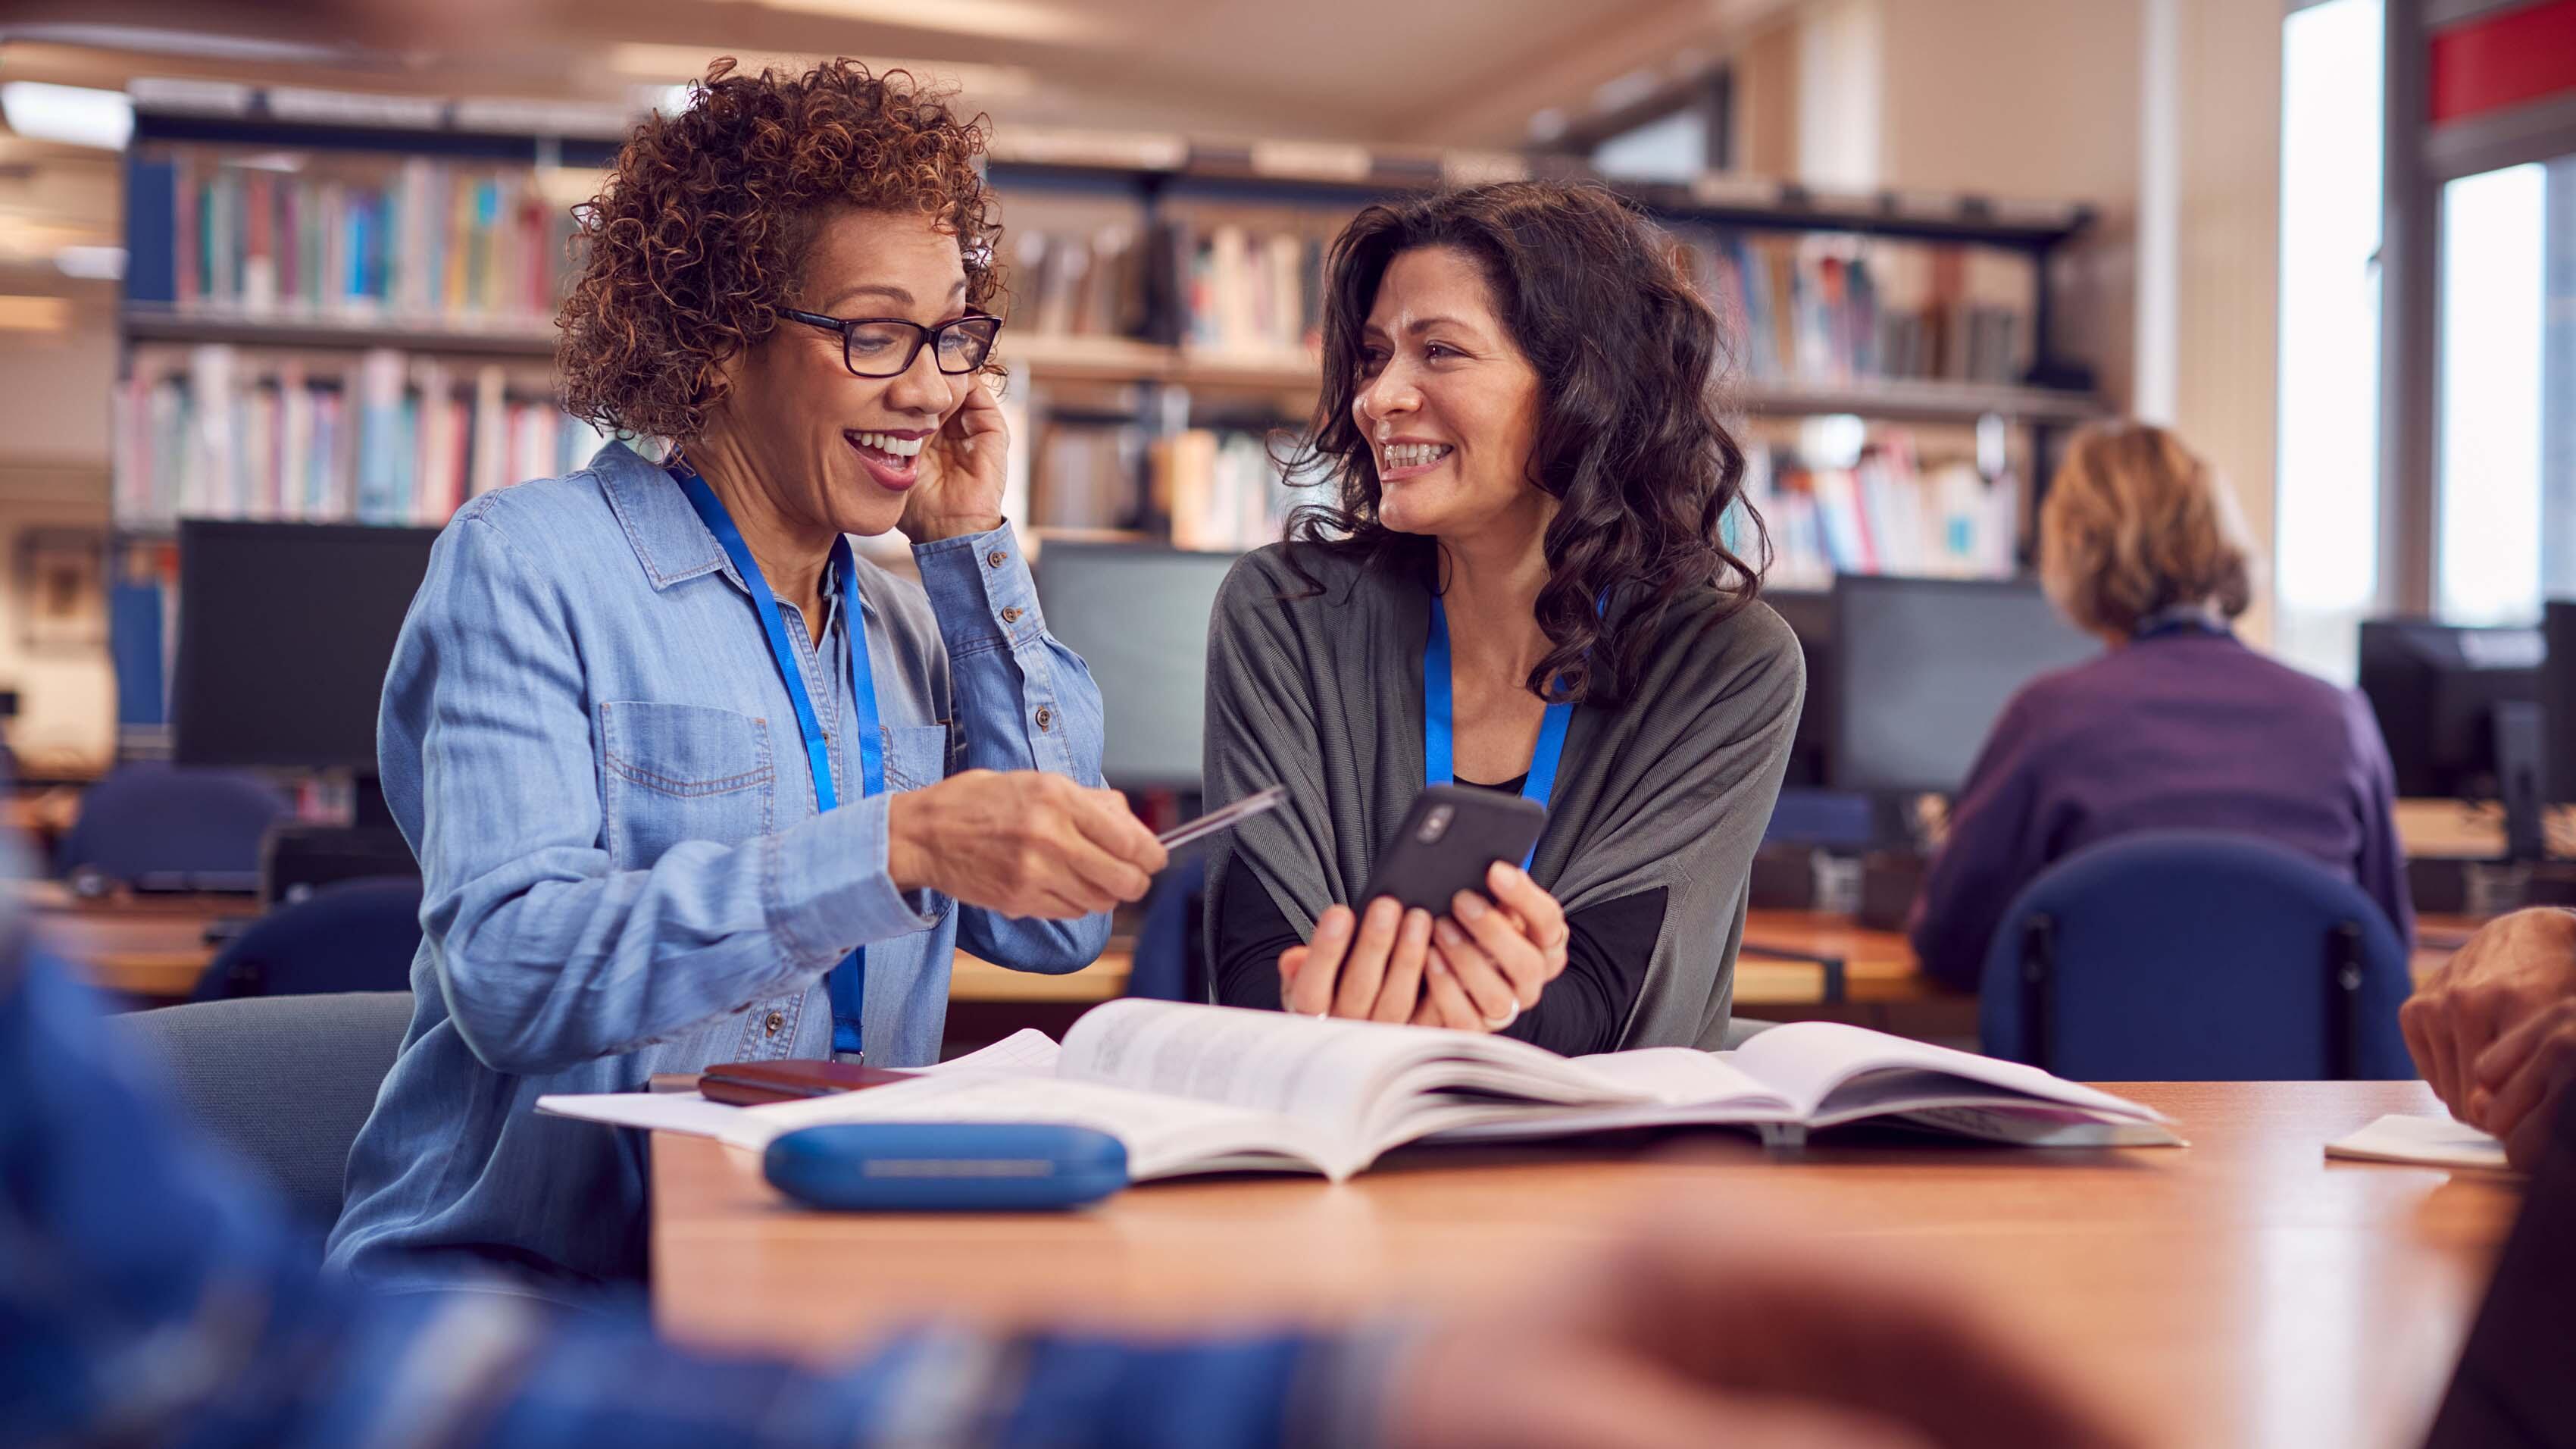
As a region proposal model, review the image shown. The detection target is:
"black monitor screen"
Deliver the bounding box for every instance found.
[2356,619,2543,800]
[174,520,440,772]
[2545,601,2576,804]
[1765,588,1832,789]
[1829,574,2099,796]
[1034,543,1239,790]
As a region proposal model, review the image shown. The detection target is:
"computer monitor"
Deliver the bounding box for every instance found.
[174,520,440,776]
[2356,618,2544,800]
[1764,587,1833,790]
[2546,601,2576,804]
[1827,574,2100,799]
[1033,541,1240,791]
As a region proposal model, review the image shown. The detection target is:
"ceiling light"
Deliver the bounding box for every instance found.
[56,246,125,280]
[610,42,1036,97]
[0,22,350,64]
[0,82,133,151]
[719,0,1099,45]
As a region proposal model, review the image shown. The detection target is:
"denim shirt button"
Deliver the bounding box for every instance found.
[1000,606,1023,624]
[1035,706,1052,731]
[986,549,1007,568]
[764,1010,785,1037]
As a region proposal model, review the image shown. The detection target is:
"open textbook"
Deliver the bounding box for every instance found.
[539,1000,2181,1183]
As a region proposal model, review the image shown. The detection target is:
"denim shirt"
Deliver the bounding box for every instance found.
[325,441,1111,1295]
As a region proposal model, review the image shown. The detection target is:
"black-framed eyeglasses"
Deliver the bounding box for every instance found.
[782,308,1004,378]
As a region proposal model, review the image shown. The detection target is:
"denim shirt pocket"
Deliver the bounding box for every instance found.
[880,721,956,793]
[880,721,955,931]
[599,701,775,870]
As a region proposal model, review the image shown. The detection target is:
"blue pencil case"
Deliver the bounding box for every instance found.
[761,1122,1130,1211]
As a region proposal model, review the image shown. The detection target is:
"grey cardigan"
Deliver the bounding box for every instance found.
[1200,543,1804,1050]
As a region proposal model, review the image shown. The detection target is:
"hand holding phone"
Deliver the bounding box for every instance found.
[1280,787,1570,1031]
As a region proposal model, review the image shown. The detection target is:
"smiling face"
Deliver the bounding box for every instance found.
[703,206,975,538]
[1352,245,1547,546]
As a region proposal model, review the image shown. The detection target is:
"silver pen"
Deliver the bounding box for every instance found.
[1157,784,1289,850]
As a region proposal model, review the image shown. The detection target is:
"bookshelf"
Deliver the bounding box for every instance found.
[106,83,2112,742]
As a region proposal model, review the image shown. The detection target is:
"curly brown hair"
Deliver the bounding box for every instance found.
[558,58,1002,443]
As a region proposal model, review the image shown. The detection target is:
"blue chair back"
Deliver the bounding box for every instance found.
[195,875,424,1000]
[1977,831,2413,1080]
[1130,856,1208,1002]
[56,761,291,889]
[113,991,412,1231]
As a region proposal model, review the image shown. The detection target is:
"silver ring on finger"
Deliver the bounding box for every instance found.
[1481,1000,1520,1031]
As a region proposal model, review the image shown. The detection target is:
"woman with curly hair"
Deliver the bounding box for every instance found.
[1203,182,1802,1053]
[327,59,1164,1296]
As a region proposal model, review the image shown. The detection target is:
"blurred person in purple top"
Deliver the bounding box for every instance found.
[1909,423,2413,988]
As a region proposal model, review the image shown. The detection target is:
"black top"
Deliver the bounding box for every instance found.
[1212,774,1667,1055]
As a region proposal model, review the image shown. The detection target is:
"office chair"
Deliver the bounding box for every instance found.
[55,761,291,893]
[112,991,413,1231]
[1133,857,1209,1002]
[194,875,424,1000]
[1978,831,2415,1080]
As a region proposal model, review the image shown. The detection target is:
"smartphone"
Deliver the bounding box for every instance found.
[1355,785,1546,915]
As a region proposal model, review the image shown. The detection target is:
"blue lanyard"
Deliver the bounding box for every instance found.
[671,459,883,1056]
[1424,595,1573,869]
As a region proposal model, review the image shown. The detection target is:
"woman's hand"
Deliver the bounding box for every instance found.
[1411,862,1571,1033]
[1280,898,1436,1022]
[903,370,1009,543]
[886,769,1165,918]
[2402,907,2576,1122]
[1280,863,1571,1031]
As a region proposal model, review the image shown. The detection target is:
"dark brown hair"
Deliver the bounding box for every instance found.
[558,58,1002,443]
[1283,180,1766,708]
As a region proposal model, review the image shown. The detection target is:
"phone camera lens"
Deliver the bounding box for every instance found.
[1419,805,1453,843]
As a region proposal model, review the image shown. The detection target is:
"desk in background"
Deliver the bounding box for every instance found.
[649,1080,2515,1448]
[21,879,1140,1014]
[33,878,2477,1050]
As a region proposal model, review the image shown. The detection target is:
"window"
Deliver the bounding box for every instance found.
[2434,156,2575,627]
[2434,163,2552,624]
[2273,0,2384,681]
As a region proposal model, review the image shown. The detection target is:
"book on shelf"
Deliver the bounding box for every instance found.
[1150,427,1324,552]
[1008,224,1152,341]
[537,999,2181,1183]
[1150,214,1330,361]
[1740,431,2017,589]
[1001,208,1331,367]
[114,344,605,528]
[1673,227,2037,390]
[1029,419,1150,534]
[131,145,577,329]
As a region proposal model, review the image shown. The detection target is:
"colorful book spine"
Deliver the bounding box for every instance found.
[152,147,575,326]
[114,344,595,530]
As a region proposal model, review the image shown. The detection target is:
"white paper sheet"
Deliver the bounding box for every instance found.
[2324,1113,2515,1171]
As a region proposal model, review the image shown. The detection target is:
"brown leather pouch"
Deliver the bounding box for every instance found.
[699,1059,918,1106]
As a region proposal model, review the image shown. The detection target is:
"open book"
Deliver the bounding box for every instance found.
[539,1000,2181,1182]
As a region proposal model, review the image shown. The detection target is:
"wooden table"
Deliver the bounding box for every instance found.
[24,885,263,1001]
[23,880,1142,1011]
[650,1081,2519,1448]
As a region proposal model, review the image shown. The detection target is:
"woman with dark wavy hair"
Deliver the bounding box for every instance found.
[1202,181,1803,1052]
[327,59,1163,1297]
